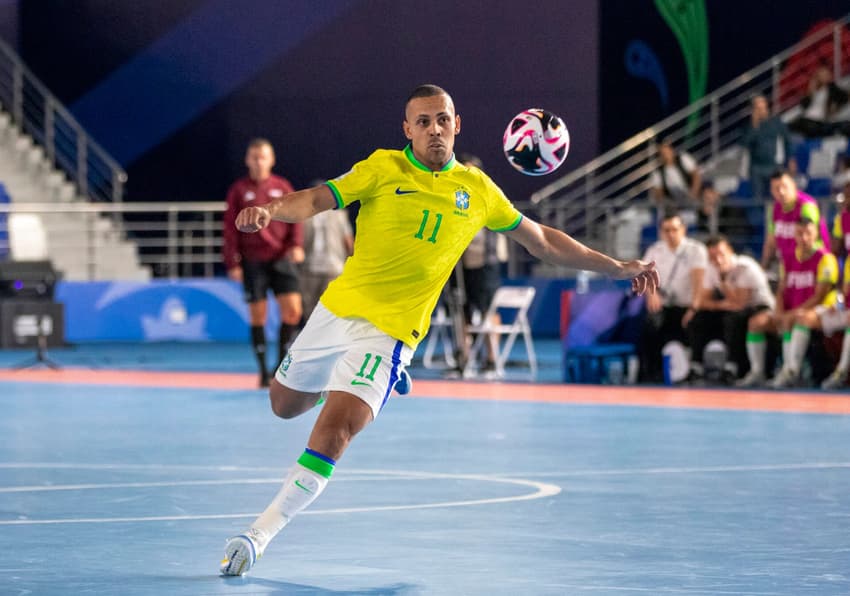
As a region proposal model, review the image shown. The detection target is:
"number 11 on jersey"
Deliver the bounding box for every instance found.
[414,209,443,244]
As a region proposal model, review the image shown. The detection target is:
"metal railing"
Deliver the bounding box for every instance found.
[518,14,850,272]
[0,37,127,204]
[0,202,224,279]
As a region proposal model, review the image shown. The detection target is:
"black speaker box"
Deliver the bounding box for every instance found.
[0,260,59,300]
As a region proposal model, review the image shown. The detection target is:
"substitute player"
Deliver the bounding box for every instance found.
[220,84,660,576]
[737,217,837,388]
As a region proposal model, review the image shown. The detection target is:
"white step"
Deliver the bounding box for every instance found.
[0,108,146,281]
[58,264,151,282]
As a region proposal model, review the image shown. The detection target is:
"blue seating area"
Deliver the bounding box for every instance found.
[563,342,635,383]
[561,289,644,383]
[639,136,850,258]
[0,182,10,259]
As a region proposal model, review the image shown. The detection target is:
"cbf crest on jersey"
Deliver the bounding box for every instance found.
[454,188,470,210]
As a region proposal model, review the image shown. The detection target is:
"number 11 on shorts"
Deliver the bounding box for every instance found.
[356,353,382,381]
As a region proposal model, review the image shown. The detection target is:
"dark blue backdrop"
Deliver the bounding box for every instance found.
[16,0,600,205]
[599,0,850,150]
[4,2,850,205]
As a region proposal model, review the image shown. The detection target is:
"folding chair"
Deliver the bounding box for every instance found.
[423,304,457,369]
[463,286,537,379]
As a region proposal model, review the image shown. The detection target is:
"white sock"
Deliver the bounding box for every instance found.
[248,449,334,549]
[781,331,792,369]
[787,325,810,375]
[837,329,850,372]
[746,333,767,375]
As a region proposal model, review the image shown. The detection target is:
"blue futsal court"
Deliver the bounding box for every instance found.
[1,342,850,595]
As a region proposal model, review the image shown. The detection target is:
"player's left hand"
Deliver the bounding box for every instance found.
[621,260,660,296]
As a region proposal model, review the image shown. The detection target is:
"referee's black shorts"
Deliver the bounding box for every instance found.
[241,259,300,303]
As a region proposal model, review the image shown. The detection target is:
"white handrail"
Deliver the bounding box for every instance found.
[530,14,850,219]
[0,36,127,204]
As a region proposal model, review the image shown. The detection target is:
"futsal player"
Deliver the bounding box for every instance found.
[220,84,660,576]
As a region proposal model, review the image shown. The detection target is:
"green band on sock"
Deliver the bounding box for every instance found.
[793,324,810,333]
[746,332,766,343]
[297,451,335,479]
[783,331,792,342]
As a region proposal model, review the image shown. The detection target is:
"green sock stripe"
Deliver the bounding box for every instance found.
[783,331,792,342]
[746,332,766,343]
[298,451,335,479]
[792,324,810,333]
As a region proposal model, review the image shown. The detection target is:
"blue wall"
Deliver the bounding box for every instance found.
[54,277,632,343]
[55,279,280,342]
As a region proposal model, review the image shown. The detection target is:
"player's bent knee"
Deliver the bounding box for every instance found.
[268,381,307,419]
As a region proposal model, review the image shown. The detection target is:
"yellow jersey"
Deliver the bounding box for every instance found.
[322,145,522,347]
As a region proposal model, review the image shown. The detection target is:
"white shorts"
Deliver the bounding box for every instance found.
[274,302,414,419]
[816,305,849,336]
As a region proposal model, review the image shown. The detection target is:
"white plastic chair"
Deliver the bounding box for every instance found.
[8,213,49,260]
[423,304,457,369]
[463,286,537,379]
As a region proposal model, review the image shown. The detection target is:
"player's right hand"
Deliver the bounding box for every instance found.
[236,206,271,232]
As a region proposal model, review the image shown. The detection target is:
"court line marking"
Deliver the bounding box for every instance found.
[495,462,850,478]
[0,467,561,526]
[3,461,849,524]
[0,477,426,493]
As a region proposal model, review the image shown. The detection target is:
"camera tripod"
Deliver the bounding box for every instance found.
[13,312,61,370]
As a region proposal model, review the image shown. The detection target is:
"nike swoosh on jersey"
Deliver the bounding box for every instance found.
[394,187,417,195]
[350,379,371,386]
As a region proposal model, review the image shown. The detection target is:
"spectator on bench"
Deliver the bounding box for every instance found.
[789,65,850,138]
[689,236,774,383]
[649,139,702,217]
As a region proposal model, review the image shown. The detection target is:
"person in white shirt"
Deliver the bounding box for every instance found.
[639,212,708,382]
[790,66,850,138]
[649,139,702,214]
[301,208,354,320]
[689,236,775,382]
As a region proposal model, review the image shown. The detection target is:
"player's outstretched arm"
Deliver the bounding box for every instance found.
[505,217,660,295]
[236,184,337,232]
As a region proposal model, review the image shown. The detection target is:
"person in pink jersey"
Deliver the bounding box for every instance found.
[773,254,850,389]
[222,138,304,387]
[760,168,830,270]
[738,217,837,387]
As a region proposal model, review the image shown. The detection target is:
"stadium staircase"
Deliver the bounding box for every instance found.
[0,37,149,280]
[515,14,850,276]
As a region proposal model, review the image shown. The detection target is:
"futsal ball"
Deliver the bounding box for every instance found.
[502,108,570,176]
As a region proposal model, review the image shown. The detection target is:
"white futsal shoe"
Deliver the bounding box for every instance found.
[768,367,798,389]
[220,528,268,576]
[734,370,765,388]
[821,368,847,390]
